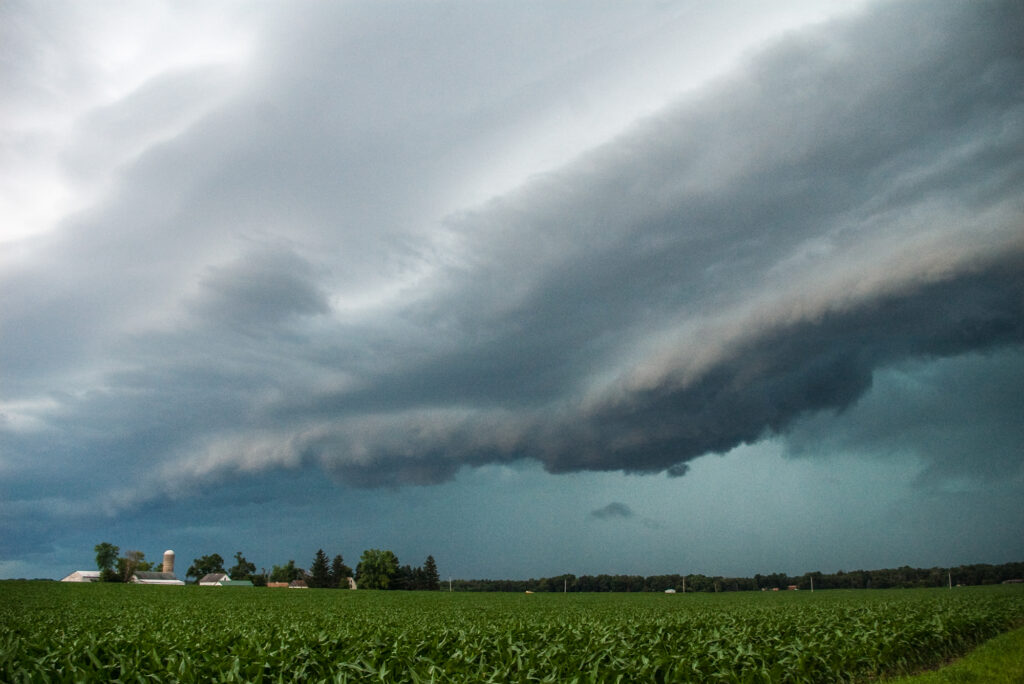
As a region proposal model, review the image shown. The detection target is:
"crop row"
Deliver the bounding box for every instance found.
[2,583,1022,682]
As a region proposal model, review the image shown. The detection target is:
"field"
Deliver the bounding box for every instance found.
[2,583,1022,683]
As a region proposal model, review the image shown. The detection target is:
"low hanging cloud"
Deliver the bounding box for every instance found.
[591,503,635,520]
[1,0,1022,514]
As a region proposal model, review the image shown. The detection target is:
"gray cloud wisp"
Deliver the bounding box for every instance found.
[591,503,634,520]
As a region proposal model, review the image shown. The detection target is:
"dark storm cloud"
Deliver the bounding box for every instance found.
[784,348,1024,484]
[538,252,1024,475]
[591,502,634,520]
[1,0,1022,514]
[291,0,1024,484]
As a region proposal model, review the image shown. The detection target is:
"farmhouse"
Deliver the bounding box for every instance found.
[199,573,229,586]
[199,573,253,587]
[61,570,101,582]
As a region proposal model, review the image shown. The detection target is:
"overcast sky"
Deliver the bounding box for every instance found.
[2,0,1022,581]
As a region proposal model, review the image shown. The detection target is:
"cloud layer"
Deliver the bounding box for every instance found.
[2,0,1022,534]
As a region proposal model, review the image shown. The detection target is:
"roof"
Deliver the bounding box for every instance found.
[218,580,254,587]
[132,571,185,585]
[134,571,179,581]
[61,570,101,582]
[199,573,229,584]
[288,580,308,588]
[267,582,289,588]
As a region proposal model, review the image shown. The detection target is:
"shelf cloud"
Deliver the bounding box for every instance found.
[1,0,1021,579]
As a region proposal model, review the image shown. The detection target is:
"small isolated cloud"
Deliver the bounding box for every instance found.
[591,502,634,520]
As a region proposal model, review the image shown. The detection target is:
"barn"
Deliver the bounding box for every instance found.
[131,571,185,585]
[199,573,253,587]
[199,573,229,586]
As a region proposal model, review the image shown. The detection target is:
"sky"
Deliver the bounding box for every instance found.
[1,0,1022,582]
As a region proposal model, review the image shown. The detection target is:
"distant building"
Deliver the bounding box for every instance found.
[61,547,183,585]
[199,573,253,587]
[664,589,677,594]
[289,580,308,589]
[162,550,175,574]
[131,571,184,585]
[267,582,290,588]
[787,585,799,591]
[199,573,229,586]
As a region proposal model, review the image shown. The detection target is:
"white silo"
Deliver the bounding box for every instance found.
[163,550,175,574]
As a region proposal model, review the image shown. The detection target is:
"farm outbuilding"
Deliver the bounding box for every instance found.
[199,573,229,586]
[61,570,101,582]
[131,571,184,585]
[199,574,253,587]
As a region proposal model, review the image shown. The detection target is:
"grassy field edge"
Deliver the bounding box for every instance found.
[886,623,1024,683]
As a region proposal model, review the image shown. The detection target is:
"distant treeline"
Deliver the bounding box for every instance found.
[451,562,1024,592]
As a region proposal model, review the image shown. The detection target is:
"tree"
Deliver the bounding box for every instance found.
[186,553,225,582]
[228,552,256,581]
[117,550,151,582]
[355,549,399,590]
[270,560,302,583]
[422,555,441,591]
[392,564,414,590]
[309,549,331,588]
[95,542,120,582]
[331,555,352,589]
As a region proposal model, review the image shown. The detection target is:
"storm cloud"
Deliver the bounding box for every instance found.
[1,0,1022,578]
[258,0,1024,486]
[591,503,635,520]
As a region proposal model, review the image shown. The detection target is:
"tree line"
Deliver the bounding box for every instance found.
[450,562,1024,592]
[92,543,440,590]
[92,544,1020,592]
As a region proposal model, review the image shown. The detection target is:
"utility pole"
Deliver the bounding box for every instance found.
[810,575,814,592]
[948,571,952,589]
[449,576,452,592]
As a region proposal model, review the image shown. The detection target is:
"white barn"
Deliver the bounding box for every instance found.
[199,573,229,586]
[61,570,101,582]
[131,571,184,585]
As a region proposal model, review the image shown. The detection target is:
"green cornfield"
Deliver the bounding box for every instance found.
[2,582,1022,683]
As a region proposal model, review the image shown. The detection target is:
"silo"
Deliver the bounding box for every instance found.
[163,550,175,574]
